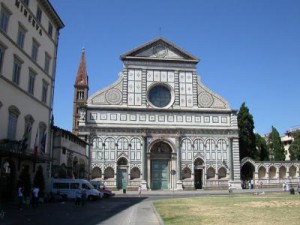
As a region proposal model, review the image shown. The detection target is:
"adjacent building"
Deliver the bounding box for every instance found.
[75,38,241,190]
[51,126,89,179]
[0,0,64,201]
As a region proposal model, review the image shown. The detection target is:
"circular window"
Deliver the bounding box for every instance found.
[148,85,172,108]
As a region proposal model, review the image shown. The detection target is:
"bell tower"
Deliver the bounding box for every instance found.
[72,49,89,135]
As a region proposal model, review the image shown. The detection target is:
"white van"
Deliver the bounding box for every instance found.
[49,179,103,200]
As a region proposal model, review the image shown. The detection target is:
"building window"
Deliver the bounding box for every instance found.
[0,43,6,73]
[36,6,42,23]
[148,85,172,108]
[44,53,51,74]
[28,69,36,95]
[23,114,34,149]
[31,39,39,62]
[7,106,20,140]
[48,22,53,37]
[17,24,26,49]
[0,5,11,33]
[21,0,30,6]
[77,91,84,100]
[39,122,46,153]
[12,57,22,85]
[42,81,48,103]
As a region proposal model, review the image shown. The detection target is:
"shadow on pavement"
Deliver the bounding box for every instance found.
[1,196,147,225]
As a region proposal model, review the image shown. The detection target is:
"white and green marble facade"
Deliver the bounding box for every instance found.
[78,38,241,190]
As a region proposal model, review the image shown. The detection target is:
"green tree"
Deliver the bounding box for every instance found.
[237,102,257,160]
[268,126,285,161]
[33,165,45,197]
[255,133,269,161]
[19,166,31,197]
[289,130,300,160]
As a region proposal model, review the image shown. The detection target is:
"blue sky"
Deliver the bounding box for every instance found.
[50,0,300,135]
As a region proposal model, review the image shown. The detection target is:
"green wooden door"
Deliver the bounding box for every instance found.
[151,160,169,190]
[117,169,127,190]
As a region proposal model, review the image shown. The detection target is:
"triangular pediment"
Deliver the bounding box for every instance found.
[120,37,199,63]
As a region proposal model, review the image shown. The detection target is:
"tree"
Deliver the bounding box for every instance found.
[33,165,45,197]
[289,130,300,160]
[268,126,285,161]
[237,102,257,160]
[255,134,269,161]
[19,166,31,198]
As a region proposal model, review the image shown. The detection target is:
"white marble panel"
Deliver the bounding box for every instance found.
[180,83,186,94]
[147,70,153,81]
[187,152,192,160]
[100,114,107,120]
[182,152,186,160]
[213,116,219,123]
[135,81,141,93]
[130,152,135,160]
[111,152,115,160]
[135,69,142,81]
[110,114,117,120]
[179,72,185,82]
[161,71,167,82]
[128,94,135,105]
[186,83,193,94]
[136,152,141,160]
[186,72,192,82]
[154,71,160,81]
[180,97,186,106]
[128,70,135,80]
[168,72,174,82]
[218,152,221,160]
[206,152,210,159]
[212,153,215,160]
[135,94,141,105]
[187,96,193,107]
[128,81,135,92]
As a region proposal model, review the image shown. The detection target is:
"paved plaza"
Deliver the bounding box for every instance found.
[1,188,283,225]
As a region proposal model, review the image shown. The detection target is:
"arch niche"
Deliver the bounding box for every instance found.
[194,158,204,189]
[241,161,255,182]
[149,141,173,190]
[117,157,128,190]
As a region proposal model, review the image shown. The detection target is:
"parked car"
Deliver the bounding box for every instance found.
[49,179,103,200]
[90,181,115,198]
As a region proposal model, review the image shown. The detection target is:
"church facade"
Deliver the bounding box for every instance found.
[75,38,241,190]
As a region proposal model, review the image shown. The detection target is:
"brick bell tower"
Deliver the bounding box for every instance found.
[72,49,89,135]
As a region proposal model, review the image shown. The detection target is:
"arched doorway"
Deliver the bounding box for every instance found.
[117,157,128,190]
[150,141,172,190]
[194,158,204,189]
[241,162,255,182]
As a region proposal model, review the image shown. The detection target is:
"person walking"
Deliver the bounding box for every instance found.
[17,186,24,210]
[32,187,39,208]
[81,187,87,207]
[138,185,142,197]
[75,188,81,206]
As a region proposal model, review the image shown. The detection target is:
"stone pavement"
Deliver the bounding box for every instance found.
[0,188,284,225]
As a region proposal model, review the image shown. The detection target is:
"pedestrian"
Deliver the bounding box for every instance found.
[260,181,263,189]
[283,182,286,191]
[75,188,81,206]
[17,185,23,210]
[81,187,87,206]
[138,185,142,197]
[228,183,232,194]
[32,187,39,208]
